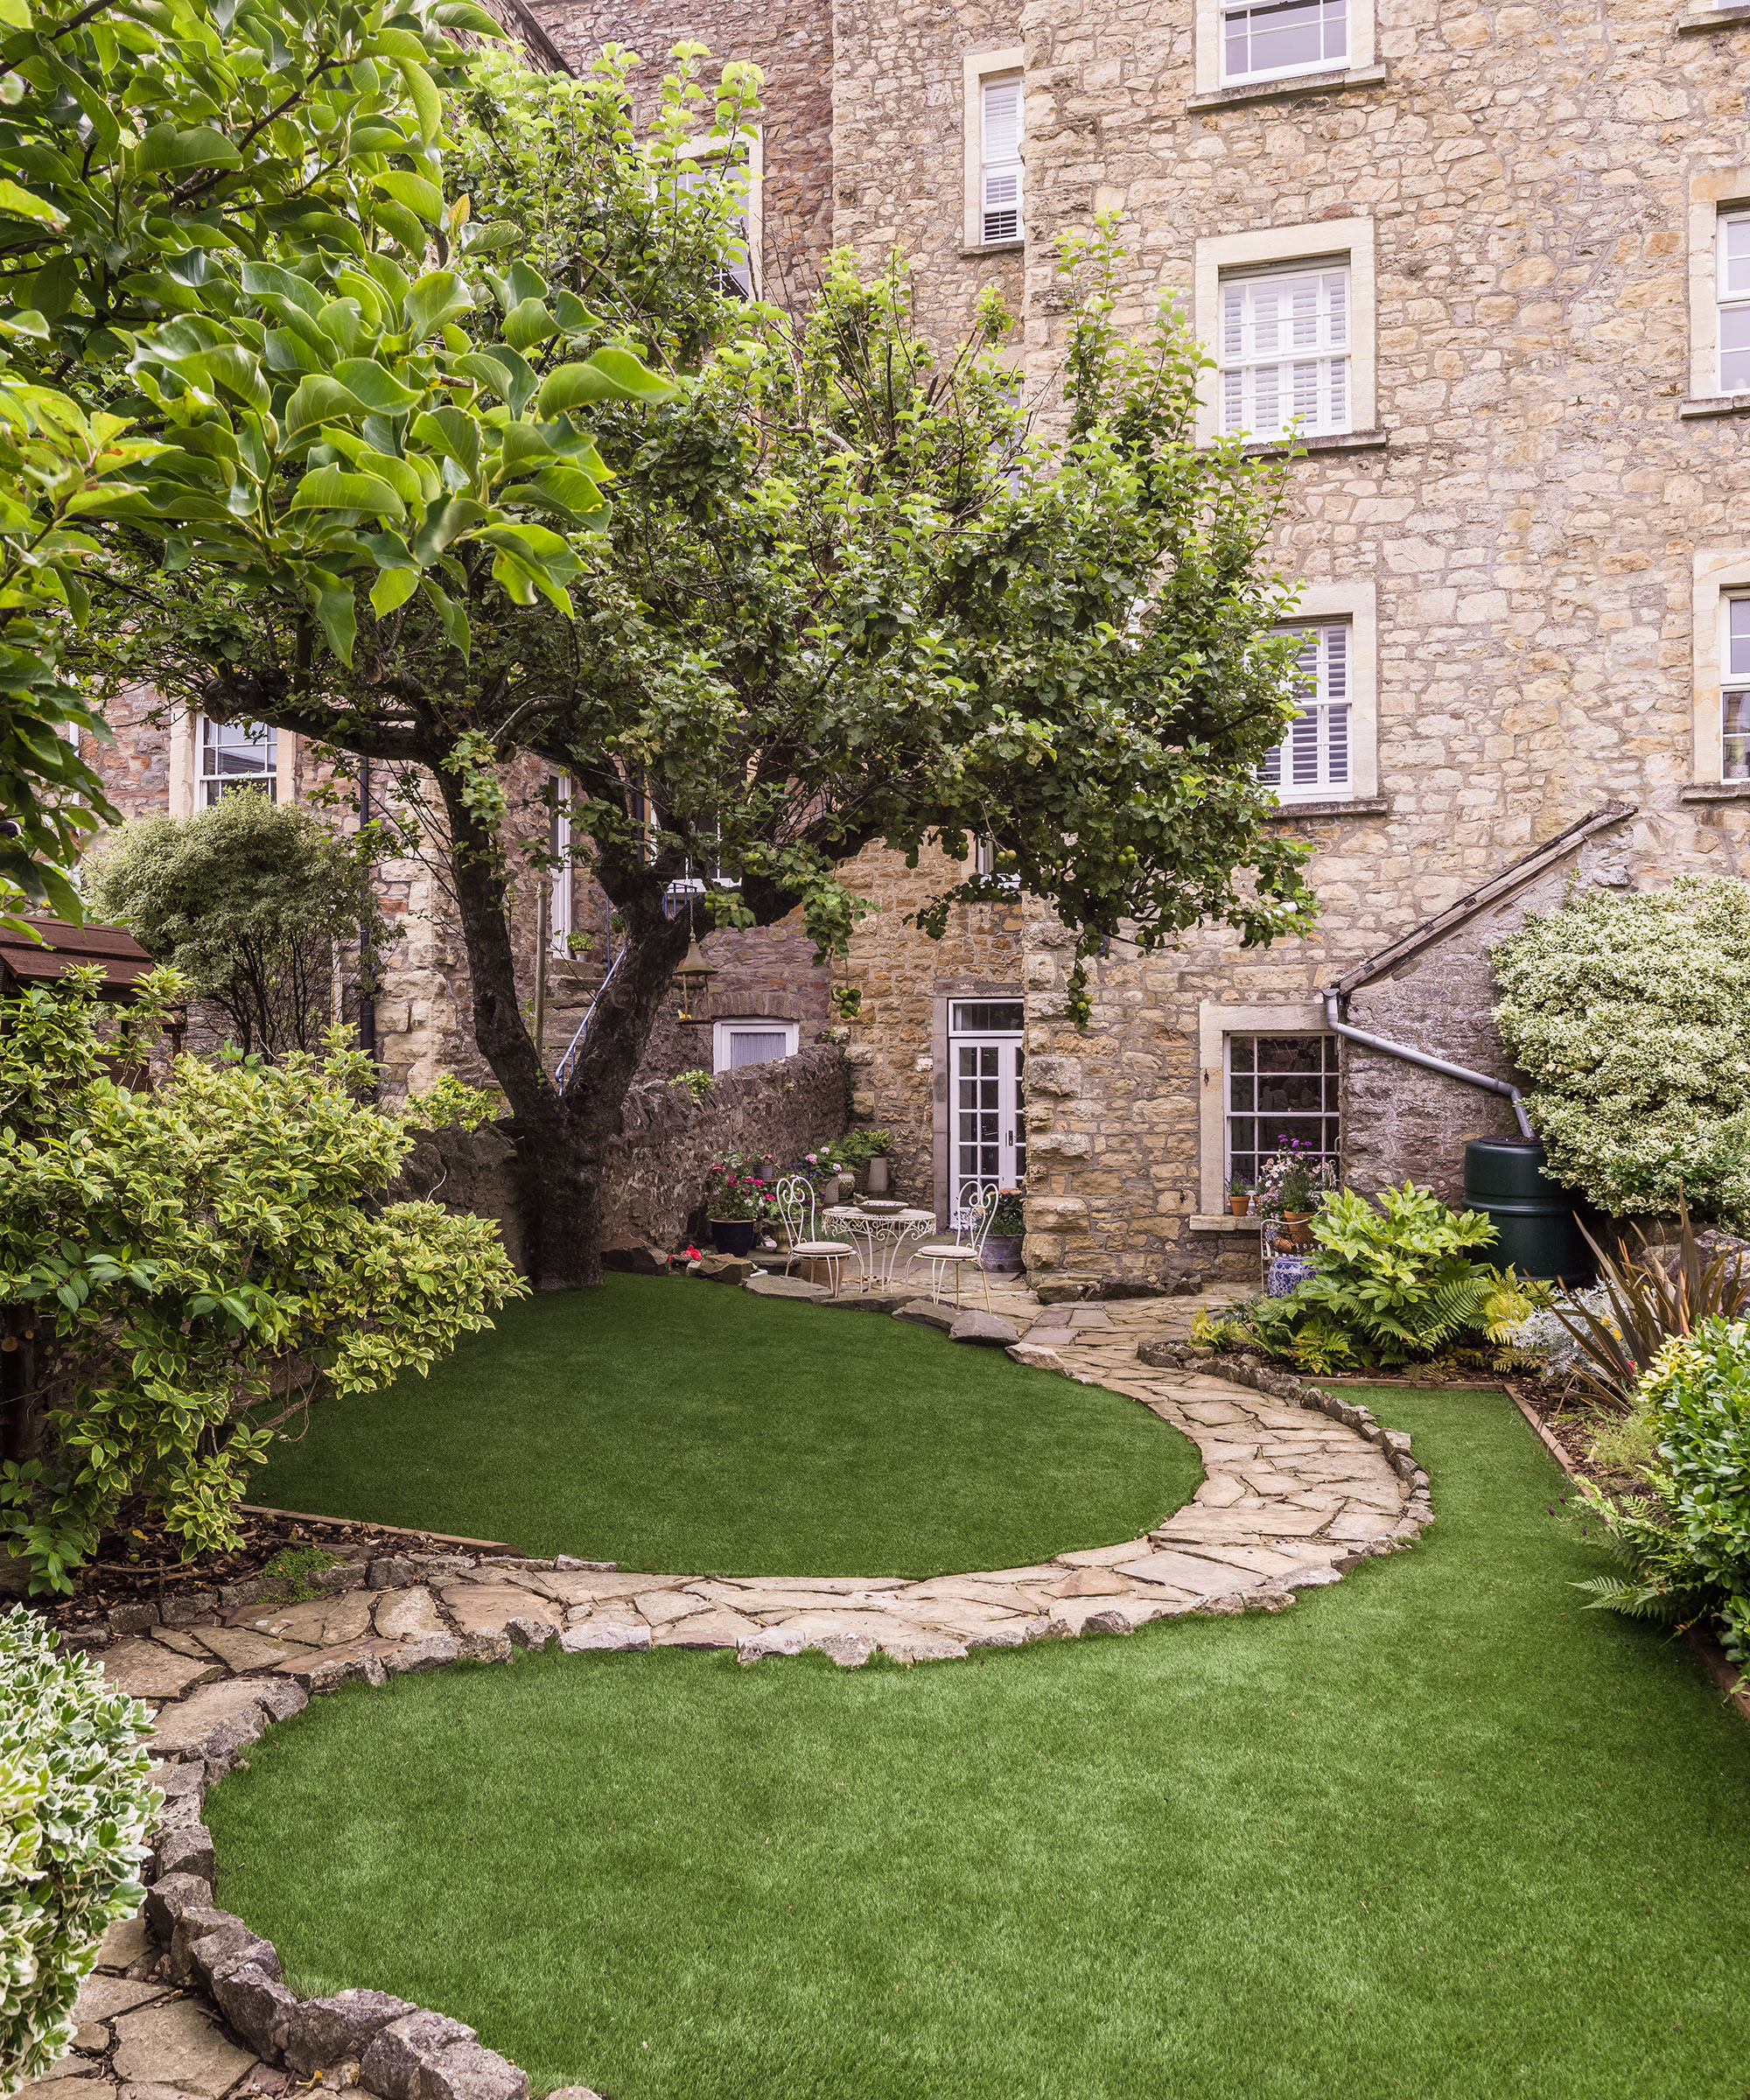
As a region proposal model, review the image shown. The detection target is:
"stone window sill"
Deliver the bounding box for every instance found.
[1680,781,1750,801]
[1190,1214,1262,1233]
[1187,63,1386,113]
[1677,3,1750,29]
[960,241,1024,259]
[1264,794,1391,821]
[1227,427,1390,459]
[1678,394,1750,419]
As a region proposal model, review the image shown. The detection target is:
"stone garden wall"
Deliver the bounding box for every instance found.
[390,1043,847,1266]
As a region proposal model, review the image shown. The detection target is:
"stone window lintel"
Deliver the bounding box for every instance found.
[1264,794,1391,821]
[1678,3,1750,31]
[1679,394,1750,418]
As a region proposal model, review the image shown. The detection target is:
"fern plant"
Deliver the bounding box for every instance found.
[1210,1183,1544,1368]
[1573,1317,1750,1680]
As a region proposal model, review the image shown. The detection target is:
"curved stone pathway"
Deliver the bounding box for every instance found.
[23,1307,1432,2100]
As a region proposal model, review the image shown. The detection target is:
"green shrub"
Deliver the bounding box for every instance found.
[1492,875,1750,1221]
[1575,1317,1750,1676]
[85,796,395,1062]
[0,965,526,1593]
[1,1607,157,2095]
[1202,1182,1543,1371]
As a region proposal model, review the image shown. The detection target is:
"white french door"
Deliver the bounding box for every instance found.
[948,1001,1026,1212]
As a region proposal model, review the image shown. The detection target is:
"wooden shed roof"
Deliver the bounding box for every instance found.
[0,915,154,995]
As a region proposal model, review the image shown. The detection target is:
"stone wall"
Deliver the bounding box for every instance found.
[388,1043,846,1265]
[831,0,1025,346]
[837,839,1026,1215]
[528,0,835,299]
[985,0,1750,1286]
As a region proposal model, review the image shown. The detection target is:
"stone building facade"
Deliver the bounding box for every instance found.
[78,0,1750,1284]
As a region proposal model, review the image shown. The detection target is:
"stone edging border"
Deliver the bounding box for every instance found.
[59,1329,1437,2100]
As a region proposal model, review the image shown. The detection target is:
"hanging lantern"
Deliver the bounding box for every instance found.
[674,934,717,1023]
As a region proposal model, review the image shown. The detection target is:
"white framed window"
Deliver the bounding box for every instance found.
[199,716,276,807]
[1262,621,1350,802]
[1222,0,1347,82]
[1722,598,1750,780]
[980,76,1022,243]
[1224,1032,1340,1192]
[548,777,573,956]
[1219,260,1350,441]
[712,1018,798,1074]
[1193,221,1374,447]
[679,129,762,298]
[1718,213,1750,396]
[962,47,1025,250]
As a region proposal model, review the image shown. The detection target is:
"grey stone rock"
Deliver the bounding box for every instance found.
[166,1904,239,1983]
[283,1992,421,2078]
[552,1557,616,1572]
[601,1242,672,1275]
[1033,1279,1093,1305]
[368,1556,421,1590]
[95,1914,153,1970]
[817,1291,914,1315]
[1273,1564,1344,1589]
[149,1822,214,1884]
[108,1601,160,1635]
[743,1273,830,1299]
[383,1634,460,1675]
[157,1592,219,1627]
[405,1553,476,1581]
[209,1963,298,2062]
[143,1873,213,1942]
[360,2012,477,2100]
[283,1641,392,1692]
[410,2040,529,2100]
[816,1634,874,1669]
[1006,1342,1066,1372]
[545,2089,606,2100]
[56,1628,112,1654]
[111,1995,257,2096]
[893,1298,956,1330]
[1082,1610,1135,1635]
[948,1311,1021,1347]
[458,1628,512,1663]
[503,1616,555,1651]
[557,1621,650,1654]
[736,1628,809,1664]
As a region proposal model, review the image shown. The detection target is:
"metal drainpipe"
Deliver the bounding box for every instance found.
[1321,989,1536,1141]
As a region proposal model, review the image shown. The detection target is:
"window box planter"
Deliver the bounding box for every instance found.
[707,1219,760,1257]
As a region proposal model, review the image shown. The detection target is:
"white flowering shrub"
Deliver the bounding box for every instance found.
[1492,876,1750,1219]
[1,1610,157,2098]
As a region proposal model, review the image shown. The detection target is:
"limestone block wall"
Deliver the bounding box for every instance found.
[987,0,1750,1283]
[831,0,1025,346]
[528,0,836,299]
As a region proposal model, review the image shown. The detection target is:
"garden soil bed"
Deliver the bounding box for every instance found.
[7,1502,522,1642]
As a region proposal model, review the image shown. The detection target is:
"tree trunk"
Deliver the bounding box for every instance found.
[433,768,690,1288]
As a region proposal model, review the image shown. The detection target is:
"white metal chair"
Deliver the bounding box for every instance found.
[914,1182,1001,1311]
[774,1175,856,1298]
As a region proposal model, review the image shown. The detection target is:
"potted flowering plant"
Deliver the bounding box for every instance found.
[703,1152,779,1256]
[1253,1140,1336,1248]
[981,1188,1026,1273]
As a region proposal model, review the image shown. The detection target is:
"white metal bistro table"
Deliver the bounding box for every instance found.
[821,1205,938,1292]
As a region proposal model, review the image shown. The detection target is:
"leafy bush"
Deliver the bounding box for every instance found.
[1492,876,1750,1220]
[86,797,394,1061]
[1200,1182,1543,1370]
[1575,1317,1750,1676]
[1545,1201,1749,1409]
[1,1607,158,2094]
[0,966,525,1593]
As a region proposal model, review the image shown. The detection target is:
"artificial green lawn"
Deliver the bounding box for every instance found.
[210,1385,1750,2100]
[249,1276,1201,1576]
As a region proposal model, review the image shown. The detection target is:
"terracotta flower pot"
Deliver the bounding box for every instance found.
[1283,1212,1315,1248]
[1229,1194,1250,1215]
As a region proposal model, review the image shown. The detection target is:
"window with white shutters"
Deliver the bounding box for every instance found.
[981,76,1022,243]
[1723,598,1750,780]
[1222,0,1348,82]
[1261,622,1351,801]
[1718,214,1750,396]
[1219,262,1350,440]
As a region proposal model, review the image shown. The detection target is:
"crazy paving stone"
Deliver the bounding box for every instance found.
[243,1593,374,1647]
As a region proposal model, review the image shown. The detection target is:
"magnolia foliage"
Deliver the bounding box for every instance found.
[0,967,524,1592]
[1493,877,1750,1220]
[0,1608,156,2098]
